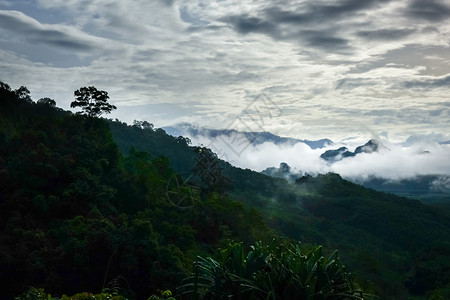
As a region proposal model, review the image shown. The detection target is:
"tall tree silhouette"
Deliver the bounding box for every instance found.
[71,86,116,117]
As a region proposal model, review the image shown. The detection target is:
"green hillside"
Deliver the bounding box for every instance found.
[0,84,272,299]
[1,82,450,299]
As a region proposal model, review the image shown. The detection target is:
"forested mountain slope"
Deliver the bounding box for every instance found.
[0,84,272,299]
[1,82,450,299]
[109,114,450,299]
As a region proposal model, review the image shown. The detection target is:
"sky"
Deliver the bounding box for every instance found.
[1,0,450,144]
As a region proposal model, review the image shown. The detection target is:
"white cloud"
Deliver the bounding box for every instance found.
[180,130,450,181]
[431,176,450,192]
[0,0,450,142]
[330,144,450,180]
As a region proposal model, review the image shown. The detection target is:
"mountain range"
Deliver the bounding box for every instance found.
[163,122,332,149]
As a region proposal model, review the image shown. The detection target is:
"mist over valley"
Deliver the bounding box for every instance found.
[165,123,450,200]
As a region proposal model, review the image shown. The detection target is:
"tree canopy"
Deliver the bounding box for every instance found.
[70,86,116,117]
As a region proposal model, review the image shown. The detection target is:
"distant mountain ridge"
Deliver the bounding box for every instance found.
[320,139,388,162]
[163,122,333,149]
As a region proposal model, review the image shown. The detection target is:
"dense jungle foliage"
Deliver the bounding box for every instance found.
[1,82,450,299]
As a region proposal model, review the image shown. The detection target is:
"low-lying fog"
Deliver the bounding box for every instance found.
[183,131,450,193]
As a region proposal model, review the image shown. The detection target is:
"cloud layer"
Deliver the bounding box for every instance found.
[0,0,449,142]
[184,131,450,182]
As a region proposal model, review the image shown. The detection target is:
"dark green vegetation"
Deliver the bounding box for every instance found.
[1,82,450,299]
[0,83,270,300]
[360,175,450,205]
[179,240,362,299]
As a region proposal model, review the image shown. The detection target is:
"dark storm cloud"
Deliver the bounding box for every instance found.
[221,14,278,36]
[402,75,450,90]
[335,78,378,90]
[186,24,225,33]
[421,26,440,34]
[220,0,393,51]
[33,29,94,51]
[363,109,397,117]
[301,30,350,51]
[221,14,350,51]
[261,7,311,25]
[312,0,390,16]
[356,28,416,41]
[429,109,444,117]
[159,0,175,7]
[321,0,375,12]
[405,0,450,22]
[0,10,94,51]
[264,0,391,25]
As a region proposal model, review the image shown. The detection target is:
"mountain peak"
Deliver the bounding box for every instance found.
[321,139,388,163]
[354,139,387,155]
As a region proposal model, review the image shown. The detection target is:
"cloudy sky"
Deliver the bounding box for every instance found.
[1,0,450,143]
